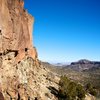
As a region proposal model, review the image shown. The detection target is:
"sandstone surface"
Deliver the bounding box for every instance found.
[0,0,37,63]
[0,0,59,99]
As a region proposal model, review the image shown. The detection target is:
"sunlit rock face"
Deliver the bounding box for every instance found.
[0,0,37,63]
[0,0,59,100]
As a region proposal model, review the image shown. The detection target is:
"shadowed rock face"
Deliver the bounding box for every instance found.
[0,0,37,62]
[0,92,4,100]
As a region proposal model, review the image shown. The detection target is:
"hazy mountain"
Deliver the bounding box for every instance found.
[63,59,100,71]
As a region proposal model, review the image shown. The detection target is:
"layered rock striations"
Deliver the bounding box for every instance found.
[0,0,37,63]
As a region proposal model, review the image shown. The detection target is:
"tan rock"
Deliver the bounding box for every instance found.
[0,0,59,100]
[0,0,37,63]
[85,94,96,100]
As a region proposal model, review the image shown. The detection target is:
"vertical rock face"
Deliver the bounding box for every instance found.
[0,0,37,62]
[0,0,59,100]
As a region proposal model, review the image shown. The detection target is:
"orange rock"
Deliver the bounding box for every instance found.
[19,0,24,8]
[0,0,38,63]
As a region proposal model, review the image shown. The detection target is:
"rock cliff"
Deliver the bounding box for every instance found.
[0,0,37,63]
[0,0,59,99]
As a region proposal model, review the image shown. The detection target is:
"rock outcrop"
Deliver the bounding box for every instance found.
[0,0,59,99]
[0,0,37,63]
[0,57,59,100]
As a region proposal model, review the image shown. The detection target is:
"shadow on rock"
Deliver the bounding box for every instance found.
[0,92,4,100]
[48,86,58,97]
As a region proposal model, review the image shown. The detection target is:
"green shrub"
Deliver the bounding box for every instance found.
[76,84,85,99]
[58,76,86,100]
[89,88,97,96]
[85,83,97,96]
[59,75,70,87]
[85,83,92,90]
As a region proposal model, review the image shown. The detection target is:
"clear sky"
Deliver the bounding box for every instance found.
[24,0,100,62]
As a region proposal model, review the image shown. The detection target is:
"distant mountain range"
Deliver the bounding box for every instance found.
[42,59,100,98]
[63,59,100,71]
[52,62,70,66]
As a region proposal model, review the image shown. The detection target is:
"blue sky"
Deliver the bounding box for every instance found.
[24,0,100,62]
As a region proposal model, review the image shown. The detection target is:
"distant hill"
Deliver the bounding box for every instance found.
[63,59,100,71]
[42,59,100,98]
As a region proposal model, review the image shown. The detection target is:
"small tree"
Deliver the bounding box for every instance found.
[58,76,86,100]
[59,75,70,87]
[76,84,85,100]
[85,83,97,96]
[66,81,77,100]
[58,75,70,99]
